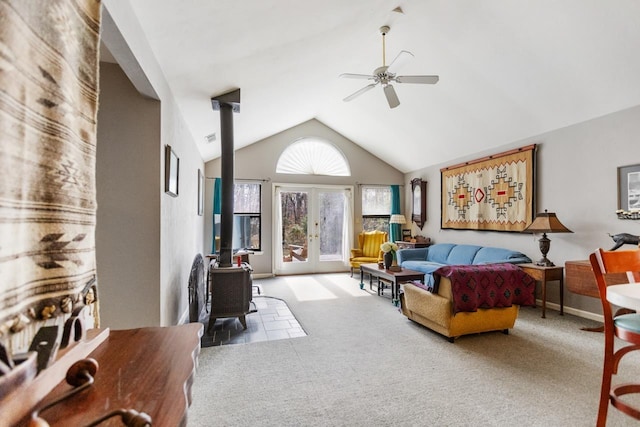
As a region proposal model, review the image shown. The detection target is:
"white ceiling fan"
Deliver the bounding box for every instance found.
[340,26,439,109]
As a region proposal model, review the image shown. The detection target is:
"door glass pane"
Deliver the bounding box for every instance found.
[318,191,345,262]
[280,191,308,263]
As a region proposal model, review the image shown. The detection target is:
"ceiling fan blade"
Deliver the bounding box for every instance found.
[343,83,377,102]
[395,75,439,84]
[383,84,400,109]
[339,73,374,80]
[387,50,414,75]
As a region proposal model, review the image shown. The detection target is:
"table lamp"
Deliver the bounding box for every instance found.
[522,210,572,267]
[389,214,406,225]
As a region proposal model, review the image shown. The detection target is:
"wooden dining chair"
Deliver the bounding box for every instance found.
[589,248,640,426]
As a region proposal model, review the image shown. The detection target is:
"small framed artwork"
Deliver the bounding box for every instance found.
[402,229,412,241]
[197,169,204,215]
[165,145,179,197]
[618,163,640,212]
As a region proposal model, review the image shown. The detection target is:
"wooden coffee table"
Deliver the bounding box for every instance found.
[359,263,425,305]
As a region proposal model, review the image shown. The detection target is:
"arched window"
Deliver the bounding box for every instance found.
[276,137,351,176]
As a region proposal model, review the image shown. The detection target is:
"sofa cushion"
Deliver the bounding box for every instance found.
[472,247,531,265]
[401,261,443,288]
[401,260,444,274]
[445,245,483,265]
[426,243,456,264]
[397,247,429,263]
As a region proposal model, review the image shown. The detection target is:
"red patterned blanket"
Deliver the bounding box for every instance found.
[434,264,536,314]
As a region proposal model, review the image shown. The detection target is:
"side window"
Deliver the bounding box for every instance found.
[233,183,261,251]
[361,186,390,233]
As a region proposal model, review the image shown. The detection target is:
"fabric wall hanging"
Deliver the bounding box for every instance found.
[441,145,536,232]
[0,0,101,348]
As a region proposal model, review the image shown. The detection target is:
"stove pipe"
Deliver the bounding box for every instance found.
[211,89,240,267]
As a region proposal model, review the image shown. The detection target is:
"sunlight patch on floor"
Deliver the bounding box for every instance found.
[311,274,371,297]
[283,276,338,301]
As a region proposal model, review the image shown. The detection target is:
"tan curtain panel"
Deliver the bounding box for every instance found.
[0,0,101,342]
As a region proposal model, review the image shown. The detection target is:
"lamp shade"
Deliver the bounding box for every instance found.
[389,214,406,225]
[522,210,572,234]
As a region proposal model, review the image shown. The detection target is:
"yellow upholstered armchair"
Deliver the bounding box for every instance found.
[349,230,388,276]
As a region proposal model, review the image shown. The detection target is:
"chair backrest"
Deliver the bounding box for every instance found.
[589,248,640,320]
[358,230,388,258]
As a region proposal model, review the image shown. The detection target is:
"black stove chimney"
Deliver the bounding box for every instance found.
[211,89,240,268]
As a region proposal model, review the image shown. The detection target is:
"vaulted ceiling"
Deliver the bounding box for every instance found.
[116,0,640,173]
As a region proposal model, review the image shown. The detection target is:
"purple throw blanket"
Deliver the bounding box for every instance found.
[434,264,536,314]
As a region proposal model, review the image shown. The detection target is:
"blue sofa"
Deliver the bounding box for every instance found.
[397,243,532,341]
[397,243,531,287]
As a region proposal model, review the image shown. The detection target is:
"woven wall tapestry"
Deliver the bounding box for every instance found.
[441,145,536,232]
[0,0,101,344]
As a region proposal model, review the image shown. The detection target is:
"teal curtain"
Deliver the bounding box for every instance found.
[390,185,401,243]
[212,178,222,253]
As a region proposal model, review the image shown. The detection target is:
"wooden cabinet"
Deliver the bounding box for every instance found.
[10,323,203,426]
[565,260,628,299]
[396,241,432,249]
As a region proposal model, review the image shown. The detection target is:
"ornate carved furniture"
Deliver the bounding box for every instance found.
[1,324,202,426]
[349,230,387,277]
[589,248,640,426]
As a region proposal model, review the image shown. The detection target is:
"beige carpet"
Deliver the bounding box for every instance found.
[189,273,640,426]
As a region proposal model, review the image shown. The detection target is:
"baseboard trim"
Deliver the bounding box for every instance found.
[253,273,275,279]
[535,299,604,323]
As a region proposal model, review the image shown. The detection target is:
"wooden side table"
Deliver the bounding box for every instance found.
[519,263,564,318]
[395,241,432,249]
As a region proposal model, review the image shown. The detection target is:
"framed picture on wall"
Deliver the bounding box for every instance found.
[618,163,640,212]
[197,169,204,215]
[165,145,179,197]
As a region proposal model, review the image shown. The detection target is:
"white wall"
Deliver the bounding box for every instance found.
[102,1,205,327]
[404,105,640,315]
[97,63,161,328]
[205,119,404,275]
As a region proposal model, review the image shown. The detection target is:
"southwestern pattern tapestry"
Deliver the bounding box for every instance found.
[0,0,101,340]
[434,264,536,314]
[441,145,536,232]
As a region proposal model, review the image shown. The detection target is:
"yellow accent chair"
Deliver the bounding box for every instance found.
[349,230,388,277]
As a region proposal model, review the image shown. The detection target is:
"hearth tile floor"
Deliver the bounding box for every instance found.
[200,289,306,347]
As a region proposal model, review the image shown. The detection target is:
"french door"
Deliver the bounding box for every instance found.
[274,185,353,275]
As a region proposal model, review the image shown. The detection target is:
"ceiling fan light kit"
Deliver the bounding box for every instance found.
[340,25,439,109]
